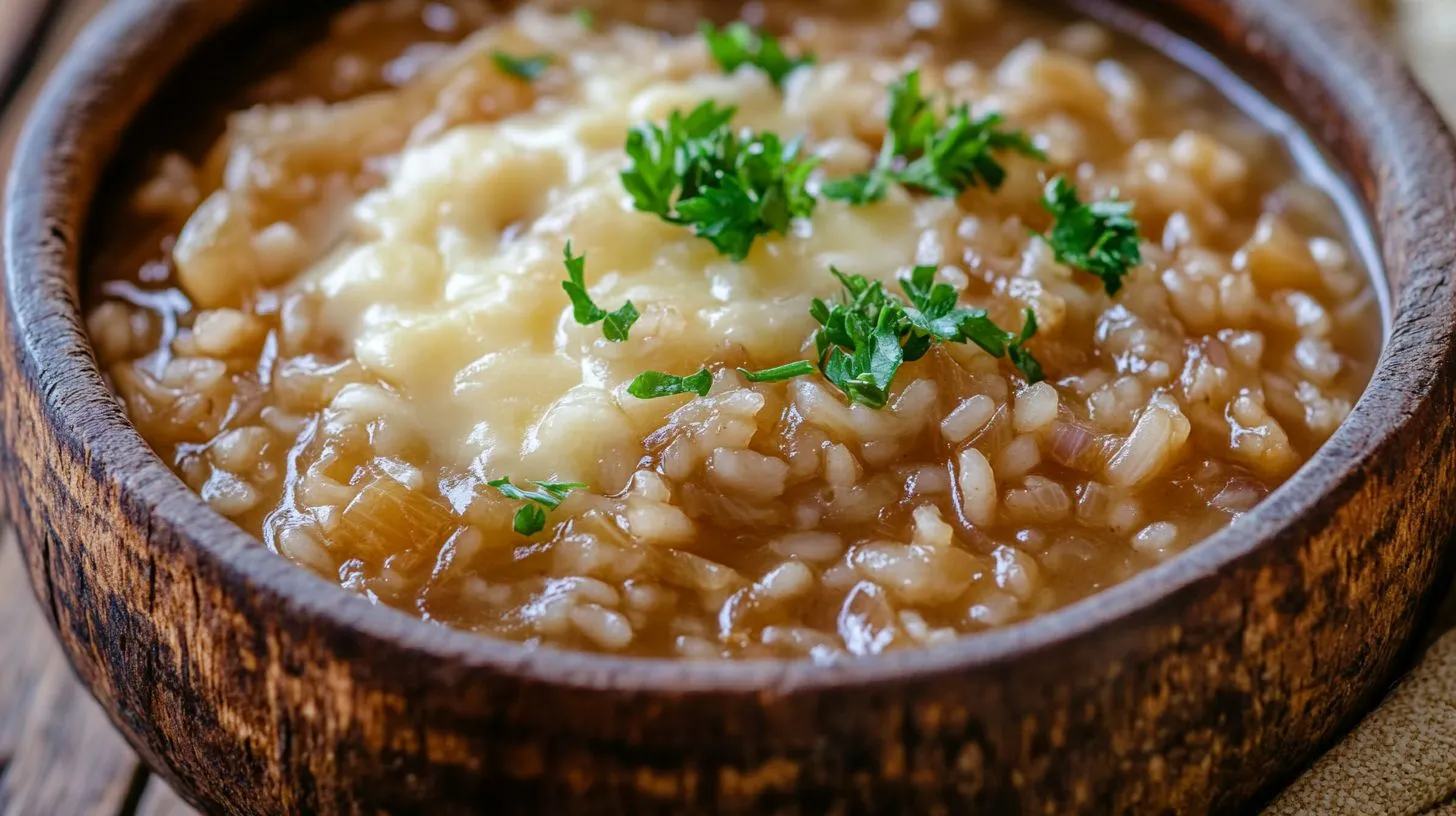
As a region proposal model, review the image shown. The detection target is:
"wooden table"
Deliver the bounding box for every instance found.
[0,3,1449,814]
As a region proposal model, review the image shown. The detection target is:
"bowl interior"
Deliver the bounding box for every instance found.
[19,0,1435,691]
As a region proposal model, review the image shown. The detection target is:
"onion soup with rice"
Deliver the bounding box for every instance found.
[85,0,1381,660]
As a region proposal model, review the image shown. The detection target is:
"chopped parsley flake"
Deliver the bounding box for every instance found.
[620,101,820,261]
[824,70,1045,204]
[561,243,640,342]
[1006,309,1044,384]
[738,360,817,382]
[700,21,815,88]
[491,51,553,81]
[1037,176,1143,296]
[627,368,715,400]
[809,265,1044,407]
[488,477,588,536]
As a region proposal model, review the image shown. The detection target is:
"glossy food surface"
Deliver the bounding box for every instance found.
[86,0,1380,659]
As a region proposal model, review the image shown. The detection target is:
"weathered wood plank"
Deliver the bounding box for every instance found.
[0,532,144,816]
[0,533,64,760]
[0,0,53,107]
[135,777,203,816]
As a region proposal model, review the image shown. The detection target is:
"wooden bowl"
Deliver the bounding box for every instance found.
[3,0,1455,812]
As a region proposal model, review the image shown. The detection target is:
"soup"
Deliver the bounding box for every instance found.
[85,0,1381,660]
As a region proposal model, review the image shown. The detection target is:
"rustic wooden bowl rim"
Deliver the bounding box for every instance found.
[6,0,1452,694]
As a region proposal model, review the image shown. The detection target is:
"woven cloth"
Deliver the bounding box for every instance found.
[1265,581,1456,816]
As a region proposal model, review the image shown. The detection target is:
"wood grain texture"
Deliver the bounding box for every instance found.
[1,1,1454,814]
[1389,1,1456,653]
[0,532,144,816]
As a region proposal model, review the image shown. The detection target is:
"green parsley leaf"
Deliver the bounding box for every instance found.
[808,265,1045,406]
[1037,176,1143,296]
[572,8,594,29]
[492,51,553,81]
[809,267,911,408]
[1007,308,1044,384]
[819,171,890,205]
[488,477,586,509]
[561,243,605,324]
[621,101,735,219]
[512,504,548,536]
[602,302,640,342]
[620,101,820,260]
[561,243,640,342]
[737,360,816,383]
[488,477,588,536]
[882,69,932,145]
[700,21,815,89]
[897,265,1043,383]
[897,112,1043,196]
[824,70,1045,204]
[627,368,714,399]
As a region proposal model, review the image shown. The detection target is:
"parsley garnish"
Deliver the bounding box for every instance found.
[738,361,817,382]
[820,168,891,206]
[808,270,906,407]
[1036,176,1143,296]
[700,21,814,88]
[620,101,820,261]
[1006,309,1044,384]
[561,243,640,342]
[572,8,594,29]
[627,368,714,399]
[824,70,1045,204]
[488,477,588,536]
[808,266,1043,407]
[626,269,1041,407]
[491,51,552,81]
